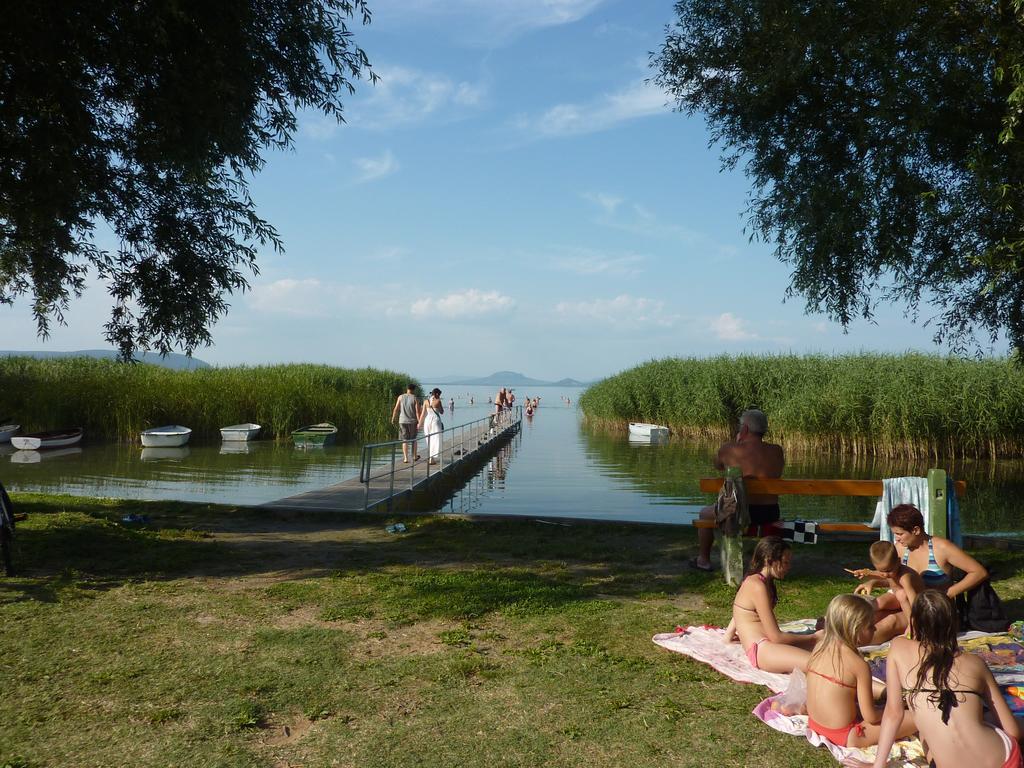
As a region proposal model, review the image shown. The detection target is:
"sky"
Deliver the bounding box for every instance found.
[0,0,985,381]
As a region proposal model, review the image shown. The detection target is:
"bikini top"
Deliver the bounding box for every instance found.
[808,668,856,689]
[901,537,950,586]
[903,685,982,724]
[732,573,777,612]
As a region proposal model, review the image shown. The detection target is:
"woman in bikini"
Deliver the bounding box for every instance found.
[806,594,917,748]
[843,590,1020,768]
[887,504,987,600]
[731,536,819,673]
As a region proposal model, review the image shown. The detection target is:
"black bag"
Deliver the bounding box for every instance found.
[952,565,1008,633]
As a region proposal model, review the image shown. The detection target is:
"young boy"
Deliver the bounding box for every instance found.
[845,541,925,644]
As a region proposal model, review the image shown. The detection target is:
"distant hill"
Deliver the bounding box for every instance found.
[429,371,590,387]
[0,349,211,370]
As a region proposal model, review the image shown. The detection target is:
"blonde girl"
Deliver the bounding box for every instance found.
[731,536,819,673]
[807,594,917,748]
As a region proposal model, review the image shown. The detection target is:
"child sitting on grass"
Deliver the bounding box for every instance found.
[730,536,820,673]
[806,594,917,748]
[846,541,924,644]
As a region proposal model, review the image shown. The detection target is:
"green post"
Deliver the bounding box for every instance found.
[926,468,947,538]
[719,466,745,586]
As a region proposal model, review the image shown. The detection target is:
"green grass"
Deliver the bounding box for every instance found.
[3,493,1023,767]
[0,356,416,442]
[579,353,1024,458]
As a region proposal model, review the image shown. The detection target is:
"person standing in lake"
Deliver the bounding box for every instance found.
[418,387,445,465]
[693,409,785,571]
[390,383,421,464]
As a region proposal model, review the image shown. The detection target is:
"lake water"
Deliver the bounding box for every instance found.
[4,384,1024,534]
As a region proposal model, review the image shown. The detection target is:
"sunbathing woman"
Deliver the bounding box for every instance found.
[807,594,917,749]
[731,536,819,673]
[887,504,987,600]
[844,590,1021,768]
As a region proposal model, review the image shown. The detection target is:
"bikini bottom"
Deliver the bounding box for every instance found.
[746,638,768,669]
[807,716,865,747]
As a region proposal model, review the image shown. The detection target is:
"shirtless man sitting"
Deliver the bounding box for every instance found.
[693,409,785,571]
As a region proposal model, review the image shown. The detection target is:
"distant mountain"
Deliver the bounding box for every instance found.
[429,371,590,387]
[0,349,211,370]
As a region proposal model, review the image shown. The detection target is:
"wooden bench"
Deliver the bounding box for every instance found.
[694,473,966,537]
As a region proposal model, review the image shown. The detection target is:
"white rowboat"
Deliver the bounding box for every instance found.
[0,423,19,443]
[220,423,261,442]
[11,427,84,450]
[628,422,670,440]
[140,425,192,447]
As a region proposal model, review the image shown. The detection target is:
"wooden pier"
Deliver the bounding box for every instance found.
[261,410,522,513]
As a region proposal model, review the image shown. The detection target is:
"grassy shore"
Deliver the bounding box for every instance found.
[3,494,1023,767]
[579,354,1024,458]
[0,357,414,442]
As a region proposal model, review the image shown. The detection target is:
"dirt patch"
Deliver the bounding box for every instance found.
[261,712,315,747]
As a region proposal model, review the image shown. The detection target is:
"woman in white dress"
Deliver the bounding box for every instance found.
[418,388,445,464]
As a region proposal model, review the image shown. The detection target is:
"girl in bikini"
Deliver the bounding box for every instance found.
[806,594,917,748]
[887,504,987,600]
[844,590,1021,768]
[730,536,819,673]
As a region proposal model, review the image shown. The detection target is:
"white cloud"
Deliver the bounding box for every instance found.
[247,278,402,318]
[582,192,623,215]
[377,0,605,37]
[555,294,679,327]
[515,80,667,138]
[550,248,644,276]
[352,65,487,129]
[353,150,400,183]
[710,312,757,341]
[301,113,342,141]
[411,289,516,319]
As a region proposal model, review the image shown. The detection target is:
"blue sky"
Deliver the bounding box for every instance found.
[0,0,975,381]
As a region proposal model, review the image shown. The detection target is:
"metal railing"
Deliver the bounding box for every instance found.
[359,406,522,511]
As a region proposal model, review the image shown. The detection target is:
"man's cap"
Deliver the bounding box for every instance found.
[740,409,768,434]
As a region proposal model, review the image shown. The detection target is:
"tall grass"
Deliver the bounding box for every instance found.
[0,357,415,442]
[578,354,1024,458]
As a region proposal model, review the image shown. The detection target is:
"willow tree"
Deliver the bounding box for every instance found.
[0,1,374,358]
[655,0,1024,353]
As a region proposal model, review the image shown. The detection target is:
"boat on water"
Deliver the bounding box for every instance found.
[628,422,670,441]
[220,423,261,442]
[11,427,84,450]
[291,422,337,448]
[140,425,192,448]
[0,422,19,443]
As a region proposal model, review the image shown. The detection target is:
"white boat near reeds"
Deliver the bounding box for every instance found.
[220,423,261,442]
[628,422,669,441]
[11,427,84,450]
[140,425,192,448]
[0,423,19,443]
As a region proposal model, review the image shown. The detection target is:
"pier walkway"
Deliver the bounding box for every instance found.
[261,408,522,513]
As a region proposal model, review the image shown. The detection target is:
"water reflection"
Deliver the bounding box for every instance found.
[140,446,191,462]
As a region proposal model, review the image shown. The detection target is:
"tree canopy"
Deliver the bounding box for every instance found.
[655,0,1024,354]
[0,1,374,358]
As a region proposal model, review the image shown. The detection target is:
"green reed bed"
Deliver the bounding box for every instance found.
[578,354,1024,458]
[0,356,414,442]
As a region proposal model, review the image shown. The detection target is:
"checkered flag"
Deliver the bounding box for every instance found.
[777,520,818,544]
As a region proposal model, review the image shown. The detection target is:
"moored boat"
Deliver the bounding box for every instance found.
[140,425,192,448]
[11,427,84,450]
[628,422,670,441]
[291,422,337,448]
[220,423,261,442]
[0,422,19,443]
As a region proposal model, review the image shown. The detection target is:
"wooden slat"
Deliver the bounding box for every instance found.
[692,519,874,533]
[698,477,966,497]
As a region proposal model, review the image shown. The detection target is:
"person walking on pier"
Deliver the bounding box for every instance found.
[692,409,785,571]
[419,388,445,465]
[391,383,421,463]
